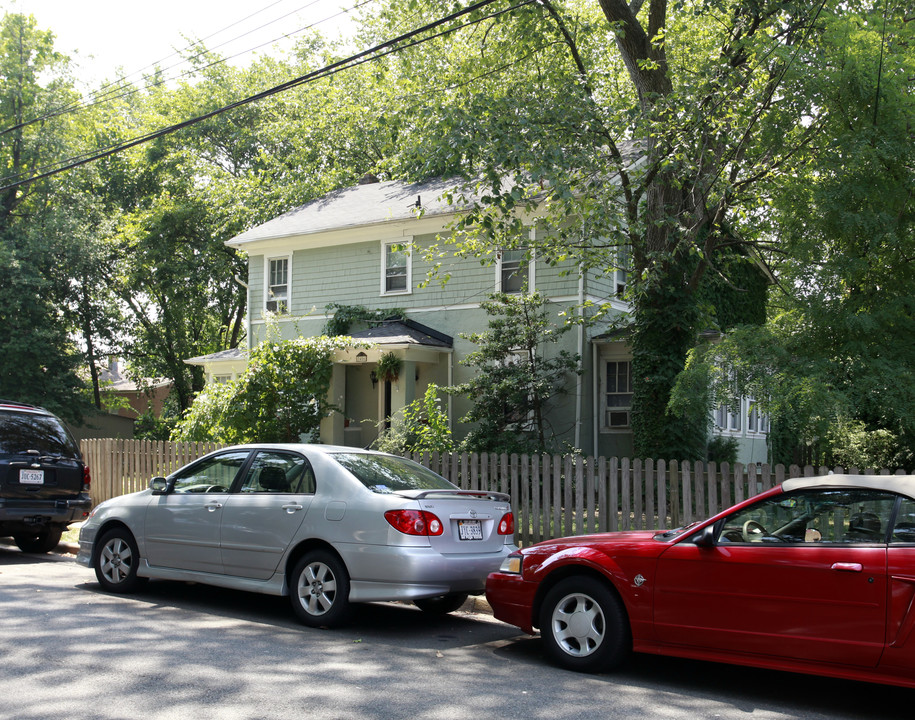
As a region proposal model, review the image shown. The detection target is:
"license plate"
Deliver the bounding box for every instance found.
[458,519,483,541]
[20,469,44,485]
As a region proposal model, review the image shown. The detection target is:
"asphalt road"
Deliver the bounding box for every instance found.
[1,546,912,720]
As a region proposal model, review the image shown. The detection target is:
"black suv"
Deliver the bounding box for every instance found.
[0,401,91,553]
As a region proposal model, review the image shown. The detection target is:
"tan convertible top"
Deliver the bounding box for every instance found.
[781,474,915,499]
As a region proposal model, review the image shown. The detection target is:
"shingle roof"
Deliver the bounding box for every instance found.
[227,177,469,247]
[184,347,248,365]
[349,319,452,348]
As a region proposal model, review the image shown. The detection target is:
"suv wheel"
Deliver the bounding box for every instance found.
[14,525,63,554]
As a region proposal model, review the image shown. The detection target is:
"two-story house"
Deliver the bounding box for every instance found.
[187,174,769,463]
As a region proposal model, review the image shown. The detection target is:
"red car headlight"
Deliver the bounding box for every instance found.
[499,552,523,574]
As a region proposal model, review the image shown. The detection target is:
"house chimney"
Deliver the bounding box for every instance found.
[358,172,380,185]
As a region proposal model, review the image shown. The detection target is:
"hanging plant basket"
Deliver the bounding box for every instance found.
[376,352,402,383]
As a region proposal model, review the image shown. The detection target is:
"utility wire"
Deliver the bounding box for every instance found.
[0,0,532,193]
[0,0,378,138]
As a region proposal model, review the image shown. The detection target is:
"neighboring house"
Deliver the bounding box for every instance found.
[70,359,173,441]
[189,175,768,463]
[98,358,172,420]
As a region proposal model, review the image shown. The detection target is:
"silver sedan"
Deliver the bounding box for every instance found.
[77,444,516,626]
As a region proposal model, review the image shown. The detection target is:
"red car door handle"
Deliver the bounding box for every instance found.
[831,562,863,572]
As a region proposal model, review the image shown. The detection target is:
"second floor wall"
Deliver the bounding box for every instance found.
[245,230,627,331]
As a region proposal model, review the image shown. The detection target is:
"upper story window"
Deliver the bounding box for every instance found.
[382,241,411,295]
[614,245,632,298]
[266,256,290,314]
[498,248,531,293]
[604,359,632,429]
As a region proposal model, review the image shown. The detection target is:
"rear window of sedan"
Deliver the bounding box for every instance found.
[331,453,455,493]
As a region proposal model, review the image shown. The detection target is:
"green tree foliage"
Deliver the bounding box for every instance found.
[0,13,88,419]
[450,292,580,453]
[174,335,353,443]
[373,383,455,454]
[680,3,915,470]
[360,0,906,461]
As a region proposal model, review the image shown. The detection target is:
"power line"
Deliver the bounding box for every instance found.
[0,0,378,139]
[0,0,533,193]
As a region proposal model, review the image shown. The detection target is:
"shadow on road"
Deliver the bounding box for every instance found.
[74,576,519,651]
[494,639,915,719]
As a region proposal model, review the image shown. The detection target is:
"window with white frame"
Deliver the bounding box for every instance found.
[746,396,769,435]
[498,248,530,293]
[382,241,411,294]
[614,245,632,298]
[604,360,632,429]
[713,400,743,432]
[212,374,233,385]
[266,256,290,313]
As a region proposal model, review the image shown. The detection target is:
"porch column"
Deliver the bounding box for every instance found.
[388,360,417,416]
[320,363,346,444]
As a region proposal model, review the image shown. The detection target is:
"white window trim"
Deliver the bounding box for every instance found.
[746,397,769,437]
[712,396,770,438]
[264,254,292,314]
[381,239,413,296]
[614,245,631,298]
[600,355,632,433]
[496,247,535,293]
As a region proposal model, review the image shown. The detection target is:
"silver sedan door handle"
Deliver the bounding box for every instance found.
[205,502,223,512]
[831,562,863,572]
[282,503,304,514]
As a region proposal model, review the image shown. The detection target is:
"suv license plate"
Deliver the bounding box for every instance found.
[458,520,483,541]
[20,469,44,485]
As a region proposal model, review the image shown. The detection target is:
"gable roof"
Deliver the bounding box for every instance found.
[227,177,467,248]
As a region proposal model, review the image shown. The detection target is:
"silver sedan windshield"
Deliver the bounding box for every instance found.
[331,453,454,493]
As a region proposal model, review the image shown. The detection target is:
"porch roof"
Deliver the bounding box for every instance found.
[184,347,248,366]
[349,319,452,349]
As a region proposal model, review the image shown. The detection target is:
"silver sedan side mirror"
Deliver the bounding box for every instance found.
[149,476,169,494]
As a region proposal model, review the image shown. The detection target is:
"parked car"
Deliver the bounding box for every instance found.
[486,474,915,689]
[78,444,515,626]
[0,401,92,553]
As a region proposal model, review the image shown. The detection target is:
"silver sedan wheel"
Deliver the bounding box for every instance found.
[290,550,352,627]
[549,591,606,658]
[296,559,338,616]
[94,528,146,594]
[100,535,134,585]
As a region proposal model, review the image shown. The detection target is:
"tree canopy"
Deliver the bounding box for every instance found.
[0,3,911,467]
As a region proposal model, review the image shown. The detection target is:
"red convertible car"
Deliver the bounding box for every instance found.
[486,474,915,688]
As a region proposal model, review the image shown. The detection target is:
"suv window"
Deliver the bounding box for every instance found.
[0,408,80,457]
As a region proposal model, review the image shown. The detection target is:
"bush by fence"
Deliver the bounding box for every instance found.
[80,438,910,544]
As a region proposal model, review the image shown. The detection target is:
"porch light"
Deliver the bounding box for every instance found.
[370,370,378,389]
